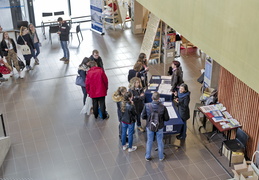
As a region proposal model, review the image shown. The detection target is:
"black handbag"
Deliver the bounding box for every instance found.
[17,56,25,70]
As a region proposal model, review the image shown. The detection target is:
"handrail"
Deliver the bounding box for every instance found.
[0,114,7,137]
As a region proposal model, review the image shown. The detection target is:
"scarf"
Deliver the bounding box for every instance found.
[178,91,190,99]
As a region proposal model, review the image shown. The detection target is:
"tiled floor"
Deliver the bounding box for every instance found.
[0,23,232,179]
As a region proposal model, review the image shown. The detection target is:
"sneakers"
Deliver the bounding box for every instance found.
[34,58,39,65]
[159,153,166,161]
[0,77,8,82]
[145,157,152,161]
[18,72,24,79]
[29,66,33,70]
[60,57,66,61]
[137,126,145,132]
[122,145,128,151]
[64,59,69,64]
[128,146,137,152]
[104,113,110,120]
[10,71,14,77]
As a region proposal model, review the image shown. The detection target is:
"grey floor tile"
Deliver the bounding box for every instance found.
[184,164,205,180]
[161,170,179,180]
[89,154,106,171]
[173,167,193,180]
[195,161,217,179]
[107,166,125,180]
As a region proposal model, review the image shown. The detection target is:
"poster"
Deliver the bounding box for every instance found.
[90,0,104,34]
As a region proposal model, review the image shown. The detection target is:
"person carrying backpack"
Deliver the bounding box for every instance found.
[141,92,169,161]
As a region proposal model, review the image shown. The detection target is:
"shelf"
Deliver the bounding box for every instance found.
[150,53,160,59]
[152,47,160,51]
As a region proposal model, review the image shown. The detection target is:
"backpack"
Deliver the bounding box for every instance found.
[148,104,162,132]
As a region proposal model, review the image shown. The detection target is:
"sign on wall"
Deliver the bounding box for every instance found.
[90,0,104,34]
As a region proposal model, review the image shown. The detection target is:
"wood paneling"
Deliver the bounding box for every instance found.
[218,67,259,159]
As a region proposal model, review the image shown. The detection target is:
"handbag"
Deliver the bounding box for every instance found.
[20,36,31,55]
[17,56,25,70]
[75,75,85,87]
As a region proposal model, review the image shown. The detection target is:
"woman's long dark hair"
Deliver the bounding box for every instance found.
[121,91,132,112]
[79,57,91,67]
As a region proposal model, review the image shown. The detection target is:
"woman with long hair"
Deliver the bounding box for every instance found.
[17,26,35,71]
[121,91,137,152]
[174,83,190,140]
[0,32,23,78]
[78,57,91,105]
[136,53,148,88]
[128,77,145,132]
[29,23,40,65]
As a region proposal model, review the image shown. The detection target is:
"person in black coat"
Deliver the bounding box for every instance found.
[17,26,35,71]
[89,49,103,68]
[57,17,70,64]
[78,57,91,105]
[128,77,145,132]
[128,61,147,83]
[174,83,190,140]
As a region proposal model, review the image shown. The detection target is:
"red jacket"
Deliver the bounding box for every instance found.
[86,66,108,98]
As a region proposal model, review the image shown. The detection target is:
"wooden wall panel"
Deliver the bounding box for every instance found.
[218,67,259,159]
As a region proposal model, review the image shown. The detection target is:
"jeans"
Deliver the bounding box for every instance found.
[60,41,69,59]
[81,86,87,105]
[33,42,40,58]
[145,128,164,159]
[179,120,187,138]
[121,122,135,148]
[92,96,107,119]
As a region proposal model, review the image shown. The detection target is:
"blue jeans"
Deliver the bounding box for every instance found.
[122,122,135,148]
[33,42,40,58]
[145,128,164,159]
[60,41,69,59]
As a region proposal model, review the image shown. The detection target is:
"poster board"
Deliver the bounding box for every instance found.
[118,0,129,24]
[90,0,104,34]
[140,13,160,60]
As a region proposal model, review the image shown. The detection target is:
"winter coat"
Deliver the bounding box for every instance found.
[58,21,70,41]
[171,67,183,91]
[121,102,137,124]
[128,88,145,114]
[86,66,108,98]
[141,101,169,130]
[0,38,17,56]
[112,93,124,122]
[89,55,104,69]
[175,91,190,121]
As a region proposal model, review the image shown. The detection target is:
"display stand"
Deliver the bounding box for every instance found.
[103,0,122,30]
[140,13,162,64]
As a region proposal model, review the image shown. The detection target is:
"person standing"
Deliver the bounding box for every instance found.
[29,23,40,65]
[89,50,104,68]
[57,17,70,64]
[175,33,182,57]
[128,62,147,83]
[142,92,169,161]
[121,91,137,152]
[171,60,183,93]
[1,32,23,78]
[78,57,91,105]
[128,77,145,132]
[174,83,190,140]
[17,26,35,71]
[112,86,127,140]
[136,53,149,88]
[86,61,109,120]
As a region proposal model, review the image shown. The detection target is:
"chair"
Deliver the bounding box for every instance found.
[70,23,83,44]
[49,25,60,44]
[54,11,64,16]
[220,128,249,167]
[192,102,204,125]
[42,12,53,17]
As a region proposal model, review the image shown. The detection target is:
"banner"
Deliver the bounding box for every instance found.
[90,0,104,34]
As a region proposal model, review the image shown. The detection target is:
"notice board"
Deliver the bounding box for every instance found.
[140,13,160,59]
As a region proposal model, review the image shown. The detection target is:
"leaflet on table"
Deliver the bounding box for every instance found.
[161,76,171,80]
[222,111,232,119]
[229,118,240,126]
[199,105,218,113]
[212,116,226,122]
[166,106,178,119]
[158,84,172,95]
[163,102,172,107]
[161,80,171,84]
[152,76,160,79]
[214,103,226,111]
[210,110,223,117]
[149,83,159,87]
[148,86,157,90]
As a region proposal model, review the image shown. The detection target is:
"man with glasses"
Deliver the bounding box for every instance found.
[89,49,103,68]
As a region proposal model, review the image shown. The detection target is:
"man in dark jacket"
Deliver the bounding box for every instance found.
[57,17,70,64]
[89,50,103,68]
[171,60,183,93]
[86,61,109,120]
[142,92,169,161]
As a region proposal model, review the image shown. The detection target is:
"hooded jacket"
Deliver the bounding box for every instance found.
[86,66,108,98]
[112,93,124,121]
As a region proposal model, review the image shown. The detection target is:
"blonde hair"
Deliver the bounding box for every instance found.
[114,86,127,97]
[20,26,27,36]
[129,77,142,90]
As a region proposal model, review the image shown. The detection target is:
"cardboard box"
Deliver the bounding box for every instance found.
[240,171,258,180]
[204,87,215,96]
[222,145,244,164]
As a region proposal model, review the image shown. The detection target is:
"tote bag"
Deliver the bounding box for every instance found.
[75,75,85,87]
[20,45,31,55]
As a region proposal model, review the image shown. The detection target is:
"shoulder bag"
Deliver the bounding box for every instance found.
[20,36,31,55]
[75,75,85,87]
